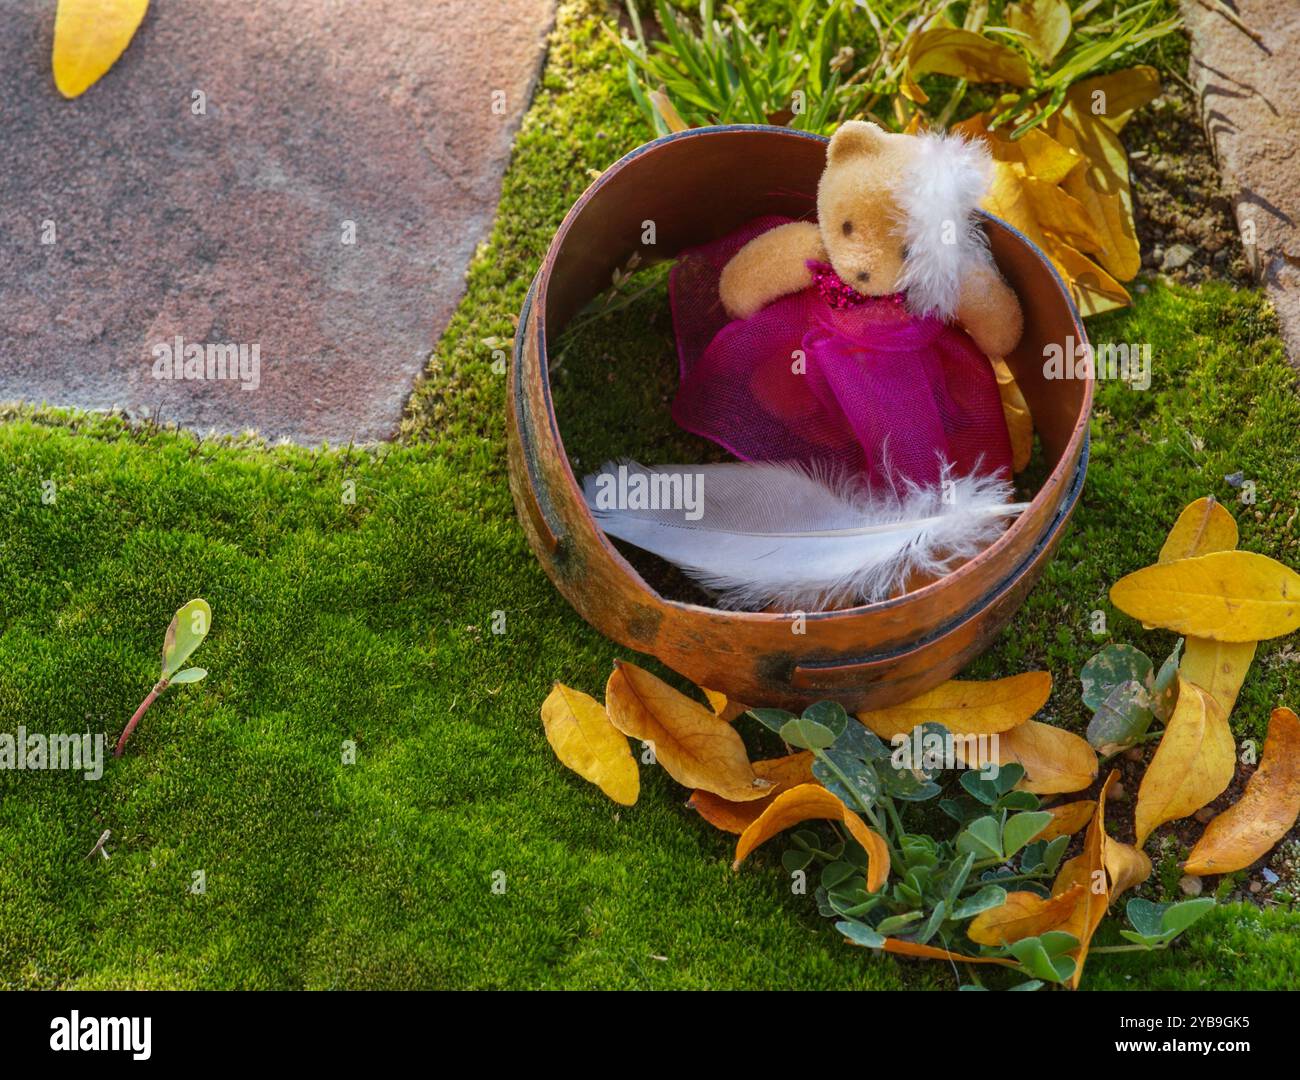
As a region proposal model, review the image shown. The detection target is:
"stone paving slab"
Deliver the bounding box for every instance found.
[1184,0,1300,363]
[0,0,554,444]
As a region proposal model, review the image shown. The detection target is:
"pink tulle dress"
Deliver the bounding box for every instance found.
[670,216,1013,488]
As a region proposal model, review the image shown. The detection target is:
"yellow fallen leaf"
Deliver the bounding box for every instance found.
[1104,838,1152,901]
[1181,638,1258,719]
[1184,707,1300,876]
[1158,497,1239,563]
[688,753,815,834]
[1153,496,1258,714]
[1033,799,1096,841]
[857,671,1051,740]
[1006,0,1072,66]
[53,0,149,99]
[1110,550,1300,643]
[1134,676,1236,846]
[733,784,889,890]
[1066,66,1162,132]
[956,719,1098,795]
[992,358,1034,473]
[1049,104,1139,281]
[879,938,1017,967]
[1042,233,1131,316]
[967,884,1085,946]
[1052,770,1118,988]
[606,661,771,802]
[904,28,1032,99]
[541,683,639,806]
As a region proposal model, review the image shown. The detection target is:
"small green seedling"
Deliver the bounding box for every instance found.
[1116,897,1216,950]
[114,599,211,757]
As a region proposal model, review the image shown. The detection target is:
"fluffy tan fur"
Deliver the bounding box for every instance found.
[717,121,1023,359]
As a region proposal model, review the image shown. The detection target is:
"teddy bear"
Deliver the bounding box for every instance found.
[717,120,1023,358]
[667,120,1022,490]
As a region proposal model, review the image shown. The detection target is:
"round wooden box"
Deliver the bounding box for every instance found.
[508,125,1091,711]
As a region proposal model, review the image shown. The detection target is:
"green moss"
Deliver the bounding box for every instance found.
[2,1,1299,989]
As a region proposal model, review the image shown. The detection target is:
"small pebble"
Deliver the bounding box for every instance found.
[1263,867,1280,884]
[1194,807,1217,824]
[1161,243,1197,272]
[1109,781,1128,802]
[1249,881,1263,894]
[1124,746,1145,762]
[1179,874,1203,897]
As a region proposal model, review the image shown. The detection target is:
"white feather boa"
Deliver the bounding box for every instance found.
[894,130,995,321]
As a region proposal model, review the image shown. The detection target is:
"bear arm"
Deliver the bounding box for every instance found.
[718,221,827,320]
[955,261,1024,359]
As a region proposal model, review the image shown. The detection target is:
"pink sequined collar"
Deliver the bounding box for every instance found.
[807,261,907,310]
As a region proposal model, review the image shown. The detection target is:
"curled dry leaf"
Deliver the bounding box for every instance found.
[1104,839,1153,902]
[1032,799,1096,842]
[53,0,150,99]
[967,884,1085,947]
[733,784,889,890]
[879,938,1016,967]
[541,683,639,806]
[606,661,772,801]
[688,753,815,834]
[1110,551,1300,642]
[992,358,1034,473]
[1134,675,1236,846]
[1184,707,1300,876]
[900,27,1032,104]
[956,719,1098,795]
[1051,770,1119,989]
[857,671,1051,740]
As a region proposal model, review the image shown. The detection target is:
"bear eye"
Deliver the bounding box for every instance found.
[841,220,853,236]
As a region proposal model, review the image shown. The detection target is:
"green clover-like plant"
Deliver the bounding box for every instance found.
[114,599,211,757]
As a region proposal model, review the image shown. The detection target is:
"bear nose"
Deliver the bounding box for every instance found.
[856,271,870,283]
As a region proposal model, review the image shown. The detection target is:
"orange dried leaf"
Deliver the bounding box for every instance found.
[957,719,1098,795]
[733,784,889,890]
[1134,676,1236,846]
[1184,707,1300,876]
[1105,838,1153,901]
[879,938,1017,967]
[605,661,771,801]
[967,884,1085,946]
[857,671,1051,739]
[688,752,815,834]
[1033,799,1096,841]
[1052,770,1119,988]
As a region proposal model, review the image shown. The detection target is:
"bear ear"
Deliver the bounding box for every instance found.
[826,121,886,164]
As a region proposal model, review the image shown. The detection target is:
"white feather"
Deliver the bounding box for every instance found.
[894,130,994,320]
[582,459,1026,612]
